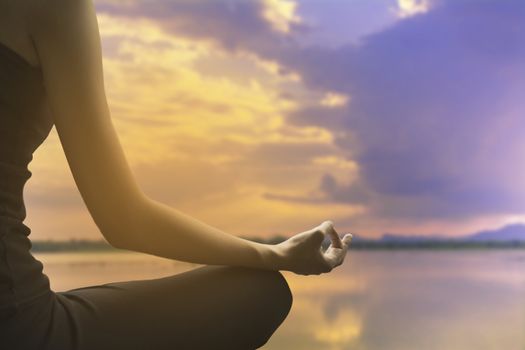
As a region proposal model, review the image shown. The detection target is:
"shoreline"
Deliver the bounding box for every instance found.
[30,239,525,253]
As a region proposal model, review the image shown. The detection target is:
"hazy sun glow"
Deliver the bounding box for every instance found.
[262,0,302,33]
[320,92,350,108]
[396,0,431,18]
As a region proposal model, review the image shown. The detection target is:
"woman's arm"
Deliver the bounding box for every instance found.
[28,0,351,273]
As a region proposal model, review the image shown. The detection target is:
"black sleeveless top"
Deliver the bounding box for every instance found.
[0,42,53,314]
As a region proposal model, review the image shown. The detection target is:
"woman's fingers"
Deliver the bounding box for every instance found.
[322,232,352,270]
[321,220,343,248]
[342,233,353,246]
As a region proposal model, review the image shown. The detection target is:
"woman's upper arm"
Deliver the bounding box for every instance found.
[29,0,145,243]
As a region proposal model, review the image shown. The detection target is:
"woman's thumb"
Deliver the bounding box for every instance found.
[342,233,353,245]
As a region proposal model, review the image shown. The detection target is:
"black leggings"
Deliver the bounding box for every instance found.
[3,265,293,350]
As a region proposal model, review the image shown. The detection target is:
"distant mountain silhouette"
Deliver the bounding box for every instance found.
[378,223,525,242]
[467,223,525,242]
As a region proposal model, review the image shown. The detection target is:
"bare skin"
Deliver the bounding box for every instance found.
[4,0,352,276]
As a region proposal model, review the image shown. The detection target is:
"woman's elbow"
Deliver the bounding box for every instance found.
[92,199,145,250]
[95,211,140,250]
[95,219,129,249]
[103,230,129,250]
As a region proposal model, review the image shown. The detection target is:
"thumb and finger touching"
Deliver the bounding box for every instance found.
[317,220,353,249]
[314,221,353,269]
[323,220,344,248]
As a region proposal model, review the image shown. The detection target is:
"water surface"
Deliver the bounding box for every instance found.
[36,250,525,350]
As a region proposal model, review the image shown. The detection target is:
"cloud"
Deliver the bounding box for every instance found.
[278,0,525,222]
[95,0,306,53]
[395,0,432,18]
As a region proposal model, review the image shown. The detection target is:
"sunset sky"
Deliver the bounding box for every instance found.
[25,0,525,241]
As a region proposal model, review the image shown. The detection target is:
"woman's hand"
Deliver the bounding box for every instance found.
[274,221,352,275]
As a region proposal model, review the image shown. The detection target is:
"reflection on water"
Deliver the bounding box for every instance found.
[35,250,525,350]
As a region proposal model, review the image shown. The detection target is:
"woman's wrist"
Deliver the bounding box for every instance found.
[250,241,287,271]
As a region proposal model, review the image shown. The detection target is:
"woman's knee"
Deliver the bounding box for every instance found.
[192,265,293,348]
[261,269,293,318]
[238,268,293,348]
[186,265,293,314]
[232,266,293,315]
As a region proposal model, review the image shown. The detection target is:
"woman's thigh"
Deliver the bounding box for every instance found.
[55,265,293,350]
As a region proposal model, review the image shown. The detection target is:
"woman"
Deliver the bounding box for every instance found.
[0,0,352,349]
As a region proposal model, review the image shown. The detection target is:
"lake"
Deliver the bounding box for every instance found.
[35,250,525,350]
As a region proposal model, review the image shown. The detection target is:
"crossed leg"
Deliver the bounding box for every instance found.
[50,265,293,350]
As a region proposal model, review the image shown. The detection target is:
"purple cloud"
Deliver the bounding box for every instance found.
[279,0,525,220]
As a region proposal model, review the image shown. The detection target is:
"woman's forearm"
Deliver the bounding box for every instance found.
[110,194,284,270]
